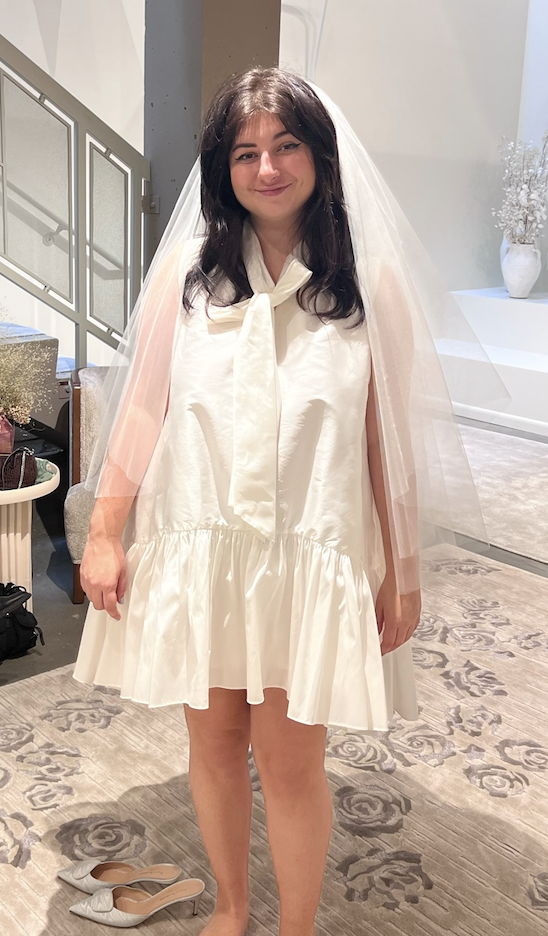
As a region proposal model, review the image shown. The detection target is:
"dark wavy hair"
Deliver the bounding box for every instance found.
[183,67,365,327]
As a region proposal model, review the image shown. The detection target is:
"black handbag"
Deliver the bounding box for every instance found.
[0,583,44,662]
[0,447,38,490]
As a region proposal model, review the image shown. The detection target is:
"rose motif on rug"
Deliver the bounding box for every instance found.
[386,724,456,768]
[24,781,74,811]
[412,648,449,670]
[422,558,497,576]
[462,744,487,762]
[464,764,529,797]
[0,809,40,868]
[334,784,411,836]
[41,699,123,733]
[326,733,396,773]
[336,849,433,910]
[414,613,449,643]
[458,598,511,626]
[496,740,548,771]
[55,814,147,861]
[528,873,548,910]
[445,704,502,738]
[445,625,497,652]
[16,743,82,781]
[508,631,548,651]
[441,661,508,699]
[0,724,34,752]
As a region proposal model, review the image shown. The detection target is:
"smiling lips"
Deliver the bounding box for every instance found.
[256,183,291,197]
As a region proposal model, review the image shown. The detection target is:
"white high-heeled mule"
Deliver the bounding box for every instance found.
[69,878,205,927]
[57,859,182,894]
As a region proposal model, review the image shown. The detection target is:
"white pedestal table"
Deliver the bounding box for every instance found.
[0,464,60,611]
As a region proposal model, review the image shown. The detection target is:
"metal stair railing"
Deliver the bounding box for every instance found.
[0,35,150,367]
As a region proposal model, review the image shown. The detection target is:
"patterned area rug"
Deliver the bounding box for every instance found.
[459,424,548,563]
[1,545,548,936]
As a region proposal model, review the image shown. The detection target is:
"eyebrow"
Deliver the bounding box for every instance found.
[231,130,296,153]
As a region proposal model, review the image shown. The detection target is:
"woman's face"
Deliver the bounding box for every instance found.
[229,112,316,230]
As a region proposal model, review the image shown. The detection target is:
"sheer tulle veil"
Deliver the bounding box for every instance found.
[84,75,508,594]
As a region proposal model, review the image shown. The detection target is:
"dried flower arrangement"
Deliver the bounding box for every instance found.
[492,130,548,244]
[0,318,52,425]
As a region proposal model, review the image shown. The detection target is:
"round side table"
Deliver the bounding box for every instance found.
[0,464,60,611]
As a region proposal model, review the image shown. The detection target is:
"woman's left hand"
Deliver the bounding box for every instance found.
[375,571,421,655]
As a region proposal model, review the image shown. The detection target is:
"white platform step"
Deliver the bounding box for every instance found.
[447,288,548,438]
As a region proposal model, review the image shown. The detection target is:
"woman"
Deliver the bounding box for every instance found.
[73,68,488,935]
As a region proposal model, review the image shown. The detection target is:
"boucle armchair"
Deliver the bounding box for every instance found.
[64,367,108,603]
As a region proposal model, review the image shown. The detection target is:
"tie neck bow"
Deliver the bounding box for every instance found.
[208,243,312,541]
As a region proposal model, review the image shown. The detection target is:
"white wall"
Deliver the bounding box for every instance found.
[281,0,533,292]
[0,0,145,152]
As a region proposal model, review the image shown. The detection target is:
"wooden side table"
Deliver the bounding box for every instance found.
[0,464,60,611]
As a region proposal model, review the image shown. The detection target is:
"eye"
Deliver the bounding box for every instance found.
[234,151,257,161]
[280,142,300,152]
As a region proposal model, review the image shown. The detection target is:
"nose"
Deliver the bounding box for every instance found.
[257,150,279,183]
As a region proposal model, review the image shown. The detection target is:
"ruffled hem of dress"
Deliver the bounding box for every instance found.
[73,527,418,731]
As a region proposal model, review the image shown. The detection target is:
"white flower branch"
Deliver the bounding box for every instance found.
[492,129,548,245]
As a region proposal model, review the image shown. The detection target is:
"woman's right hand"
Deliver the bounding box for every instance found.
[80,535,127,620]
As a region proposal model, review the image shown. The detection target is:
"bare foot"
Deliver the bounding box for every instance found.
[199,909,249,936]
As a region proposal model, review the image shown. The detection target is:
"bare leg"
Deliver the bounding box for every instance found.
[250,689,332,936]
[185,689,251,936]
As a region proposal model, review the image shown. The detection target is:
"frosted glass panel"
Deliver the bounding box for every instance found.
[90,147,127,335]
[3,76,71,299]
[87,332,118,368]
[0,40,148,370]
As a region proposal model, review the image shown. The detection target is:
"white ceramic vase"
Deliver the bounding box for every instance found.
[501,243,541,299]
[500,236,510,267]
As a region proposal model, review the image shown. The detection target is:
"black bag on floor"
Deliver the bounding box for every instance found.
[0,583,44,662]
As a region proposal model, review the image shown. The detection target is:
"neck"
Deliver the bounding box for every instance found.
[250,218,300,283]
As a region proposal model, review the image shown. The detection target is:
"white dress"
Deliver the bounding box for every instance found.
[73,226,418,731]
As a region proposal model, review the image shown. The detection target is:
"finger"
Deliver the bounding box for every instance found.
[376,608,384,635]
[103,588,121,621]
[381,624,398,655]
[393,618,418,650]
[117,566,127,603]
[375,597,384,635]
[89,587,105,612]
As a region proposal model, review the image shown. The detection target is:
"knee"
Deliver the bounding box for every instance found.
[189,723,250,773]
[185,691,250,773]
[251,744,325,796]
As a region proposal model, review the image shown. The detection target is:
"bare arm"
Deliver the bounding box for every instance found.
[365,372,395,577]
[365,373,421,653]
[80,244,187,619]
[80,464,137,620]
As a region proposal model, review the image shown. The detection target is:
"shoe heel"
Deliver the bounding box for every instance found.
[192,892,202,915]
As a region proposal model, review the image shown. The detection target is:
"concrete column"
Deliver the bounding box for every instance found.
[144,0,203,269]
[144,0,281,269]
[201,0,281,113]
